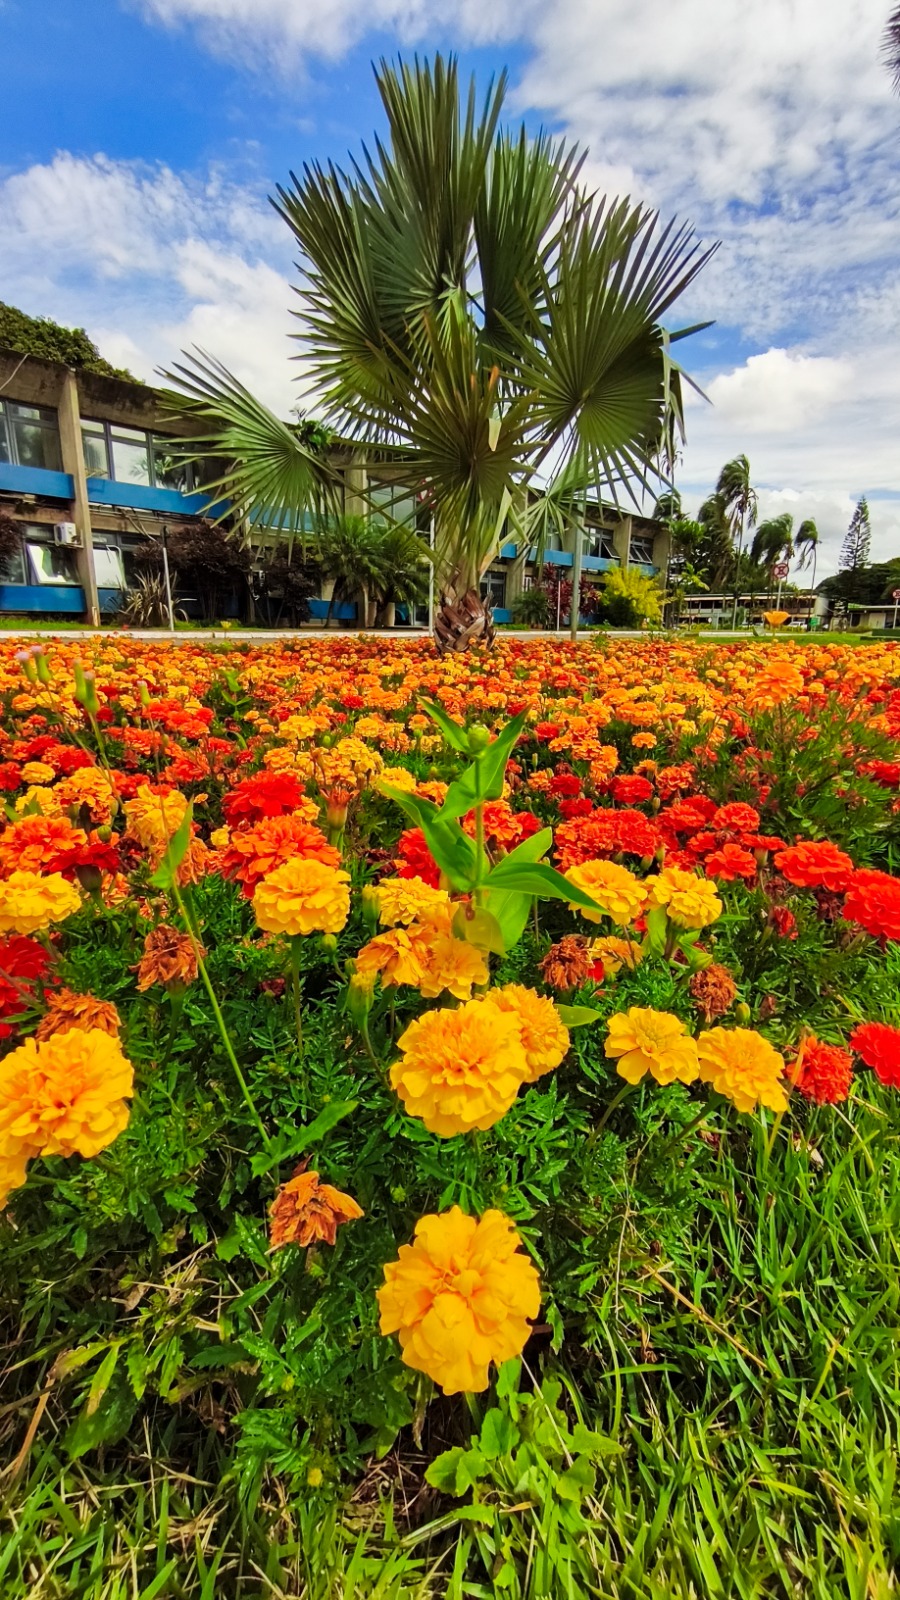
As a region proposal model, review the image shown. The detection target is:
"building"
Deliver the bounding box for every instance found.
[0,347,669,626]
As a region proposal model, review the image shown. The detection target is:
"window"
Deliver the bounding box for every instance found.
[369,476,431,536]
[82,420,193,491]
[25,527,78,586]
[480,569,507,608]
[0,401,62,472]
[630,535,656,565]
[586,528,618,560]
[93,543,126,589]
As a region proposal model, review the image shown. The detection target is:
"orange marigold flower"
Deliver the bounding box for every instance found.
[377,1205,541,1393]
[269,1168,363,1249]
[604,1007,700,1085]
[390,998,529,1136]
[774,840,854,892]
[842,869,900,942]
[849,1021,900,1088]
[0,870,81,935]
[704,844,758,882]
[0,815,86,877]
[696,1027,787,1113]
[790,1037,853,1105]
[0,1027,133,1162]
[253,858,351,937]
[481,984,570,1082]
[221,814,341,898]
[36,988,121,1039]
[55,766,118,824]
[136,925,201,991]
[355,925,430,989]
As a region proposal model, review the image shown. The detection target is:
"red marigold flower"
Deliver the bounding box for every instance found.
[842,869,900,942]
[775,840,854,893]
[705,844,758,882]
[660,798,716,835]
[609,774,654,805]
[559,796,595,820]
[849,1021,900,1088]
[712,802,761,835]
[791,1038,853,1104]
[549,773,582,798]
[0,763,23,792]
[613,809,662,858]
[534,722,561,742]
[859,760,900,789]
[223,770,307,827]
[395,827,441,888]
[771,905,798,939]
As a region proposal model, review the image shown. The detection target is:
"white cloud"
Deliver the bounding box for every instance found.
[0,153,299,415]
[700,350,850,434]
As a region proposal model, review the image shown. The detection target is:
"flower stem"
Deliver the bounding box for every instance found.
[589,1081,634,1143]
[289,936,304,1061]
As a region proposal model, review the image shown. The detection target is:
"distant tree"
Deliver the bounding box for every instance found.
[0,303,135,381]
[840,498,871,574]
[795,518,820,593]
[750,513,794,582]
[696,492,735,589]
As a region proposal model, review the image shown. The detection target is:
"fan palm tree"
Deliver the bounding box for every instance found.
[750,512,794,582]
[716,456,758,626]
[317,516,386,626]
[884,8,900,91]
[163,55,715,652]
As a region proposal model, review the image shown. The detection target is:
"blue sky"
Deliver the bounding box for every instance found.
[1,0,899,575]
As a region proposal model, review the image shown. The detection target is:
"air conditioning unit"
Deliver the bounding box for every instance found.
[53,522,79,547]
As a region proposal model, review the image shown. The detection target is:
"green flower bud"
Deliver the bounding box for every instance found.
[468,724,491,753]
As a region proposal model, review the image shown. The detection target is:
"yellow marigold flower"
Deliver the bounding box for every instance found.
[36,988,121,1039]
[565,859,648,926]
[14,785,61,816]
[0,1148,30,1208]
[390,998,529,1136]
[646,867,722,929]
[696,1027,788,1113]
[355,926,429,989]
[0,1027,133,1161]
[380,766,419,794]
[591,936,644,977]
[374,876,450,926]
[417,925,490,1001]
[124,788,189,848]
[481,984,569,1082]
[210,826,230,851]
[604,1007,700,1085]
[377,1206,541,1393]
[22,760,55,785]
[0,870,81,935]
[253,858,351,938]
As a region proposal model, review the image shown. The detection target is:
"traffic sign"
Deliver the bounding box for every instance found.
[773,562,790,580]
[893,588,900,601]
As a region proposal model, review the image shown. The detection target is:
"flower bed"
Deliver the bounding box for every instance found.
[1,634,899,1594]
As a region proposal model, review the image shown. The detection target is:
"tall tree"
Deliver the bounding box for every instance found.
[840,498,871,573]
[164,56,714,652]
[795,518,820,595]
[716,455,758,625]
[696,491,736,589]
[750,513,794,582]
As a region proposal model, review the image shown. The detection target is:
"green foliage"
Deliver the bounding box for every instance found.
[600,565,664,626]
[0,301,135,380]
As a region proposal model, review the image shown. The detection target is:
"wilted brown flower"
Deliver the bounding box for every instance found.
[689,963,738,1023]
[269,1168,364,1250]
[540,935,594,992]
[136,924,201,992]
[36,987,121,1040]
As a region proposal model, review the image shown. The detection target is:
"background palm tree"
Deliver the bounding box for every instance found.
[372,526,431,626]
[317,516,386,627]
[750,512,794,583]
[884,8,900,90]
[696,491,736,590]
[795,517,820,621]
[716,455,758,626]
[164,55,715,652]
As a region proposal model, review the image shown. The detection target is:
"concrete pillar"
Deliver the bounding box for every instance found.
[651,526,670,574]
[611,513,632,569]
[57,371,99,625]
[344,451,367,517]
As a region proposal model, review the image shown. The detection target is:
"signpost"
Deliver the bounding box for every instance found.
[892,587,900,630]
[773,560,790,611]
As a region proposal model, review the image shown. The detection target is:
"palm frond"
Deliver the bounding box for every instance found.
[884,7,900,91]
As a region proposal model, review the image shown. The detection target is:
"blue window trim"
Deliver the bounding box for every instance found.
[0,463,74,499]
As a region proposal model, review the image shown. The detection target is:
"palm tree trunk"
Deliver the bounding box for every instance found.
[433,573,495,654]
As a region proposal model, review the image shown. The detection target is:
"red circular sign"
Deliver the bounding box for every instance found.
[773,562,790,580]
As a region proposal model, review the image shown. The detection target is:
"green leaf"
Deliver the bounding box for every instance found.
[439,712,527,819]
[495,1357,522,1399]
[148,801,194,891]
[250,1099,358,1177]
[65,1375,138,1460]
[452,905,507,955]
[643,903,669,955]
[425,1446,488,1495]
[485,857,601,914]
[570,1423,623,1457]
[420,698,471,753]
[483,887,532,952]
[86,1341,122,1417]
[479,1408,519,1458]
[555,1004,602,1028]
[378,783,480,890]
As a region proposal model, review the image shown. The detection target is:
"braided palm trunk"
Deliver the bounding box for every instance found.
[433,584,495,654]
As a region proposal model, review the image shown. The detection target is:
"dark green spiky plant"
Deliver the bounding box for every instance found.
[164,56,714,651]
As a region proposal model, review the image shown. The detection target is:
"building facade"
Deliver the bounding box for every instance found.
[0,348,668,626]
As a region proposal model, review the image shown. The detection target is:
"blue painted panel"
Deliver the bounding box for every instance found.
[543,549,574,568]
[86,478,212,515]
[582,555,619,573]
[0,463,74,499]
[633,563,659,576]
[493,607,511,624]
[308,597,358,621]
[499,541,518,559]
[0,583,84,613]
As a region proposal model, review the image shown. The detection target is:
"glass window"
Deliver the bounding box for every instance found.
[0,401,62,470]
[0,411,10,463]
[586,529,618,560]
[93,544,126,588]
[0,522,25,584]
[152,438,192,491]
[370,480,417,528]
[81,425,110,478]
[480,569,507,608]
[630,536,655,564]
[26,541,79,585]
[111,434,151,485]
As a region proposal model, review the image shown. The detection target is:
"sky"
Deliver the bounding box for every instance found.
[1,0,899,579]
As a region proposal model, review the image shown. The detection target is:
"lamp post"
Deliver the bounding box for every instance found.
[161,524,175,633]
